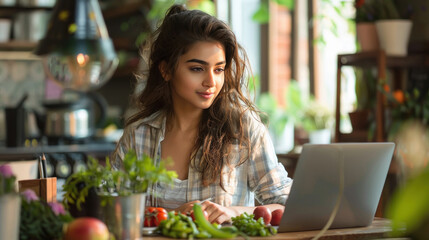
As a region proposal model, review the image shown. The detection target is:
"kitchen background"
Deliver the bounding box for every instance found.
[0,0,153,197]
[0,0,145,143]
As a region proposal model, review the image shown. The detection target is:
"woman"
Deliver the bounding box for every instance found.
[114,4,292,224]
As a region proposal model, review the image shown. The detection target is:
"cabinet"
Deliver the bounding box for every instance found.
[0,1,151,55]
[335,50,429,142]
[0,6,53,50]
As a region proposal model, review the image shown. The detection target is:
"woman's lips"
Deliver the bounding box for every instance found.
[197,92,214,99]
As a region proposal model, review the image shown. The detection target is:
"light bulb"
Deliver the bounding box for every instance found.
[44,51,118,91]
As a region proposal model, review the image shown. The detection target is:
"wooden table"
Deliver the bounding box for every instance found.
[144,218,393,240]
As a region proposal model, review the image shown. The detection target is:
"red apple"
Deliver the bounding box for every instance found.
[253,206,271,225]
[270,209,284,226]
[64,217,109,240]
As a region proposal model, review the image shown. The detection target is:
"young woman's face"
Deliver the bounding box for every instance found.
[169,41,226,111]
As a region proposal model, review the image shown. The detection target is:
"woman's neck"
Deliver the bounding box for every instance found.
[167,108,202,133]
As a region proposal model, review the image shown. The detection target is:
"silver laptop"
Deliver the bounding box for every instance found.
[278,142,395,232]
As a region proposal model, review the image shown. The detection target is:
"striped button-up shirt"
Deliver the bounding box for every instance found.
[114,110,292,207]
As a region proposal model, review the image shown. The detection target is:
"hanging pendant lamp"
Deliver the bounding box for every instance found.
[35,0,118,91]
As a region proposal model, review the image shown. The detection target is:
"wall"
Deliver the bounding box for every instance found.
[0,59,45,141]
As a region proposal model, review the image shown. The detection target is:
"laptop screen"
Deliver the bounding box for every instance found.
[278,142,395,232]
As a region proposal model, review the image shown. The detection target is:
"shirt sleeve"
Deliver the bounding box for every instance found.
[246,112,293,205]
[112,127,136,169]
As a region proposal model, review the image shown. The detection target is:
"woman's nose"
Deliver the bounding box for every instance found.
[202,72,216,87]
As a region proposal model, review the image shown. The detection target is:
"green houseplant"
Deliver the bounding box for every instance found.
[62,150,177,240]
[301,98,332,132]
[63,150,177,209]
[1,165,74,240]
[20,189,73,240]
[300,96,334,144]
[256,80,304,153]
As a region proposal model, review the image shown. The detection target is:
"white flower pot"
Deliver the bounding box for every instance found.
[0,194,21,240]
[375,20,412,56]
[269,120,294,154]
[309,129,331,144]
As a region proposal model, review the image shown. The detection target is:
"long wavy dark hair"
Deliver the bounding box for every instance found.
[125,4,260,189]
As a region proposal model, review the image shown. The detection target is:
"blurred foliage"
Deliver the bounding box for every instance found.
[136,0,215,46]
[256,81,304,134]
[313,0,353,47]
[301,96,333,132]
[385,107,429,239]
[252,0,294,24]
[379,84,429,140]
[387,163,429,239]
[354,68,377,111]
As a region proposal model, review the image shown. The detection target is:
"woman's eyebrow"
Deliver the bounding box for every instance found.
[186,59,226,66]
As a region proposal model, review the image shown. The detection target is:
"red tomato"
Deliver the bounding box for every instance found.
[253,206,272,225]
[144,207,168,227]
[190,210,209,222]
[270,209,284,226]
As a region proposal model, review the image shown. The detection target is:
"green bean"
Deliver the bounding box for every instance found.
[185,215,200,235]
[192,203,237,239]
[195,230,212,239]
[231,212,277,237]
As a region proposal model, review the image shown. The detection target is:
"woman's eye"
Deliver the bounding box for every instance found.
[215,68,225,73]
[190,67,204,72]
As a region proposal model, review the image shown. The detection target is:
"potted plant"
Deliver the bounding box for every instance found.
[257,92,292,153]
[62,150,177,240]
[355,0,380,51]
[20,189,73,240]
[300,97,334,144]
[256,81,304,153]
[379,84,429,141]
[374,0,413,56]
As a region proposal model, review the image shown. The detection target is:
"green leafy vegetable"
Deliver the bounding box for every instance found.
[62,150,177,210]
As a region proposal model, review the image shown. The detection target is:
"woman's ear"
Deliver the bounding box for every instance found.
[158,61,170,81]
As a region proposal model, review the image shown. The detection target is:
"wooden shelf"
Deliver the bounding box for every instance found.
[335,50,429,143]
[338,131,370,142]
[338,51,429,68]
[0,41,37,51]
[0,6,52,17]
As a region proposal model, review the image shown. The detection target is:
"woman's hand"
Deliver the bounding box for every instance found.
[175,201,284,224]
[200,201,236,224]
[174,200,236,224]
[174,200,199,215]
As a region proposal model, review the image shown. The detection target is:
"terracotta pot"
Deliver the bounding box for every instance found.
[349,110,370,131]
[356,23,380,52]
